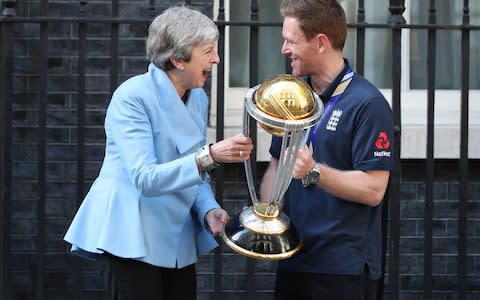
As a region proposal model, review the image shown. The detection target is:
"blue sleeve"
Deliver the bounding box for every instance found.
[192,175,220,224]
[269,135,283,160]
[352,96,394,171]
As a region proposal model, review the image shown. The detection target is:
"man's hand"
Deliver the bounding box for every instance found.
[292,144,315,179]
[205,208,230,236]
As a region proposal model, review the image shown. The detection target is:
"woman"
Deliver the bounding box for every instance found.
[64,6,253,299]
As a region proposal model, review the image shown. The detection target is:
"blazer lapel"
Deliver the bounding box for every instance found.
[149,65,204,154]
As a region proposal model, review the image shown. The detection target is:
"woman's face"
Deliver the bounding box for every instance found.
[181,41,220,90]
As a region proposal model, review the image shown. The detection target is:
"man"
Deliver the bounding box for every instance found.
[260,0,394,299]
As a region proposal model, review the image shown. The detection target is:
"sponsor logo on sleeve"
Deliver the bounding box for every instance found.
[374,131,391,157]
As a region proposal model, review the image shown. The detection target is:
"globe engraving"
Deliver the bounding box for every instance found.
[254,74,316,136]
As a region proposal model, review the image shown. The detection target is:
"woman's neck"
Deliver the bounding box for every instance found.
[166,69,188,101]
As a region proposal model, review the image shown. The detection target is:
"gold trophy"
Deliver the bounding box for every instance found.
[221,74,323,260]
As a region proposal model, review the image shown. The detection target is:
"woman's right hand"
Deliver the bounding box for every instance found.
[209,133,253,163]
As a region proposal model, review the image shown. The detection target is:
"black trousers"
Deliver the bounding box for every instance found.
[275,268,378,300]
[104,254,196,300]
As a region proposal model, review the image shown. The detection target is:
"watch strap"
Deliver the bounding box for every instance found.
[302,162,321,188]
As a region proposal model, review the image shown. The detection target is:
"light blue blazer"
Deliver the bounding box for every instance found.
[64,63,220,268]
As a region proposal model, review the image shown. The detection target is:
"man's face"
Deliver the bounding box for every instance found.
[281,17,318,76]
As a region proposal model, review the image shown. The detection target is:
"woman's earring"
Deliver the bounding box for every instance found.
[178,66,185,71]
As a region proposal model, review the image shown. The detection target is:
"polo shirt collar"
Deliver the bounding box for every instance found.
[306,58,351,103]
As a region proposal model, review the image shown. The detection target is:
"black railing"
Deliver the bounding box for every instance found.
[0,0,478,299]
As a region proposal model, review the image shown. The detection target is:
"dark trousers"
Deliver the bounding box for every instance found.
[275,269,378,300]
[104,254,196,300]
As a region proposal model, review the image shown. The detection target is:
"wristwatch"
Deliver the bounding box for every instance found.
[302,162,321,188]
[196,144,220,171]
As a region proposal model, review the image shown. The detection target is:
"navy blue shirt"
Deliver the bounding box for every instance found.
[269,62,393,279]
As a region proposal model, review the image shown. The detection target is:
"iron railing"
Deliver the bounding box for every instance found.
[0,0,478,299]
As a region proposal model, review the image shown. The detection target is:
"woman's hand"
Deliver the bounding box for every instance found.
[209,133,253,163]
[205,208,230,236]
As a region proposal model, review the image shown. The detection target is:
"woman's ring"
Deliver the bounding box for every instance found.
[239,150,244,157]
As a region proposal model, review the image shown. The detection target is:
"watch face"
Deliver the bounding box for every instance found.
[302,164,320,187]
[309,171,319,184]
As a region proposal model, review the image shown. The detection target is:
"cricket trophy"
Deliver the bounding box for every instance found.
[221,74,323,260]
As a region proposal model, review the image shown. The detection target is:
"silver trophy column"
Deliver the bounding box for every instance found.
[222,74,323,260]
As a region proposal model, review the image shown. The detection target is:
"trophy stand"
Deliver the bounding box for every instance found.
[222,75,323,260]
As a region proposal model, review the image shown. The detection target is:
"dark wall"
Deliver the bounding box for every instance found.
[2,0,480,299]
[5,1,219,299]
[208,161,480,300]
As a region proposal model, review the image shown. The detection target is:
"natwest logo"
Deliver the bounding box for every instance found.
[375,131,390,150]
[374,131,391,157]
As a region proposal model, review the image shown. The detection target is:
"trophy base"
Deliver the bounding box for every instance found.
[221,206,302,260]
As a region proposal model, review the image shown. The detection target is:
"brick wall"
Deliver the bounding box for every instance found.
[195,162,480,300]
[7,1,217,299]
[390,161,480,299]
[3,0,480,299]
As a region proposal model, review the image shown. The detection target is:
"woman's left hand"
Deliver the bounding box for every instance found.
[205,208,230,236]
